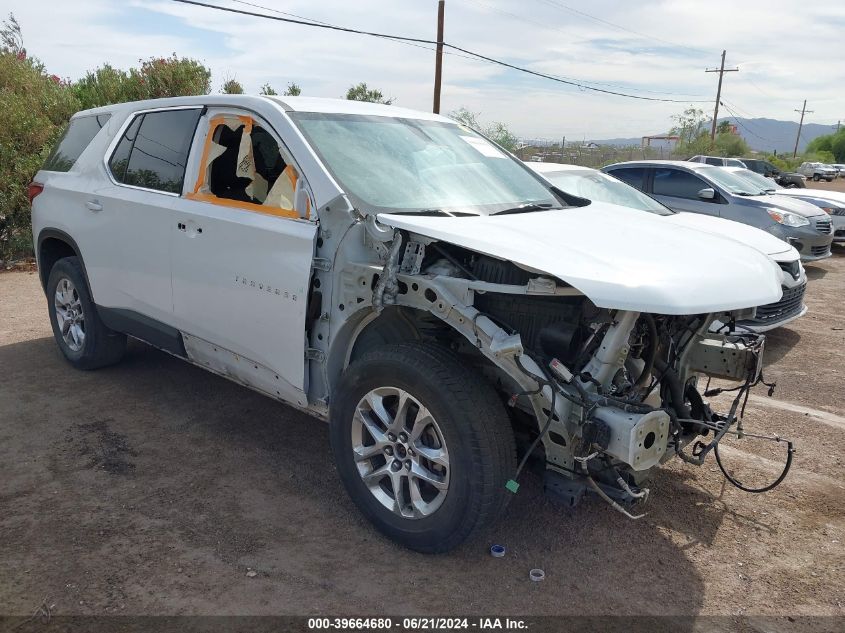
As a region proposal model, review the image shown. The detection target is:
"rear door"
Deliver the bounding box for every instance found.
[650,167,722,216]
[170,108,318,405]
[87,107,202,327]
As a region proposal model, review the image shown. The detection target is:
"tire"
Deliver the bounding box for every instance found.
[46,256,126,370]
[813,174,820,181]
[330,342,516,553]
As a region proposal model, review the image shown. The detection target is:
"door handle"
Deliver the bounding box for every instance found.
[86,200,103,212]
[177,222,186,231]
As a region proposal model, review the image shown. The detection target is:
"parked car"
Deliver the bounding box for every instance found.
[740,158,806,188]
[529,163,807,331]
[798,162,837,182]
[832,164,845,178]
[603,160,833,261]
[688,155,747,167]
[32,96,788,552]
[728,168,845,243]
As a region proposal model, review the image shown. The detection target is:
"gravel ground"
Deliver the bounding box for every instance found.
[1,247,843,620]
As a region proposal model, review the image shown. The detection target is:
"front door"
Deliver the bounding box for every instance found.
[170,109,317,406]
[650,167,722,217]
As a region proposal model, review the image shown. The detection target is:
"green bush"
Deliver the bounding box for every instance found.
[74,55,211,110]
[806,129,845,162]
[0,50,78,261]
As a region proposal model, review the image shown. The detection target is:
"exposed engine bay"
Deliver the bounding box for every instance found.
[363,231,794,515]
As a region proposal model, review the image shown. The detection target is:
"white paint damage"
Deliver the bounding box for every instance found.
[379,201,784,315]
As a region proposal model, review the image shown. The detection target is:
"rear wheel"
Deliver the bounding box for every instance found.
[330,342,516,553]
[813,174,821,181]
[47,257,126,370]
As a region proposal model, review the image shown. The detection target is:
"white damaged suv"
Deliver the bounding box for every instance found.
[32,96,788,552]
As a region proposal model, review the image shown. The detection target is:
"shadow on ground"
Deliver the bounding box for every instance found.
[0,336,708,619]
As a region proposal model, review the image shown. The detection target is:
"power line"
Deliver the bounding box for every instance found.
[228,0,484,64]
[533,0,713,57]
[719,101,771,143]
[170,0,713,104]
[465,0,708,97]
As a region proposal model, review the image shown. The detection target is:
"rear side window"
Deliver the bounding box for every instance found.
[704,157,722,166]
[606,167,646,191]
[42,114,111,172]
[108,109,202,194]
[652,168,708,200]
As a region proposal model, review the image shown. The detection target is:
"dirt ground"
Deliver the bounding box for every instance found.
[1,247,843,621]
[804,178,845,193]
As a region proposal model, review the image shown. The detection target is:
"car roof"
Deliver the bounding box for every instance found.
[69,94,454,123]
[526,162,593,174]
[603,159,707,170]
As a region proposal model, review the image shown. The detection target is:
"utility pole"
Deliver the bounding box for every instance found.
[793,100,813,158]
[705,50,738,145]
[432,0,445,114]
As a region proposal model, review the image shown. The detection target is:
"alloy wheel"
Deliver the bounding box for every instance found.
[54,277,85,352]
[351,387,450,519]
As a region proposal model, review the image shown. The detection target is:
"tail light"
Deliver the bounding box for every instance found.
[27,182,44,204]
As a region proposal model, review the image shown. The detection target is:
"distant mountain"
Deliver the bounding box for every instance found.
[589,118,839,154]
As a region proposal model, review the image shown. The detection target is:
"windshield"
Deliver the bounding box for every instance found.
[697,165,768,195]
[730,169,782,192]
[542,168,673,215]
[290,113,559,215]
[725,158,746,168]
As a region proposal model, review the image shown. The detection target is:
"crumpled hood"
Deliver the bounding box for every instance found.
[761,194,827,218]
[661,212,796,261]
[379,202,783,315]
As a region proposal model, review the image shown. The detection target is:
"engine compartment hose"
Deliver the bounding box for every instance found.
[714,439,794,493]
[653,358,691,420]
[585,475,646,520]
[633,314,658,389]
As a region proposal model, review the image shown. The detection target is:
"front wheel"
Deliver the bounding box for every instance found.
[813,174,821,181]
[330,343,516,553]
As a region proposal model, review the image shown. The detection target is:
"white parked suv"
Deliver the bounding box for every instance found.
[31,96,790,552]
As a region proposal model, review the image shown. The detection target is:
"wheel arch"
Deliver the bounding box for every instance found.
[325,306,425,396]
[36,229,92,299]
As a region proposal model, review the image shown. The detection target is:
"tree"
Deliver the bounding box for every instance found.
[0,12,23,56]
[283,82,301,96]
[220,76,243,94]
[713,132,750,157]
[716,120,732,135]
[73,64,133,109]
[448,107,519,152]
[0,14,78,260]
[132,54,210,99]
[345,82,393,104]
[806,129,845,162]
[670,107,707,146]
[73,55,211,109]
[449,107,481,130]
[259,83,277,95]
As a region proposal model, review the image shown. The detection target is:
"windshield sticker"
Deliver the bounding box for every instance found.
[460,135,507,159]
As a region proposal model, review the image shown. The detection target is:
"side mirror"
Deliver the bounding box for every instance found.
[697,187,716,200]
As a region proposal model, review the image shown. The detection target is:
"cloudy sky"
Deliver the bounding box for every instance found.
[5,0,844,139]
